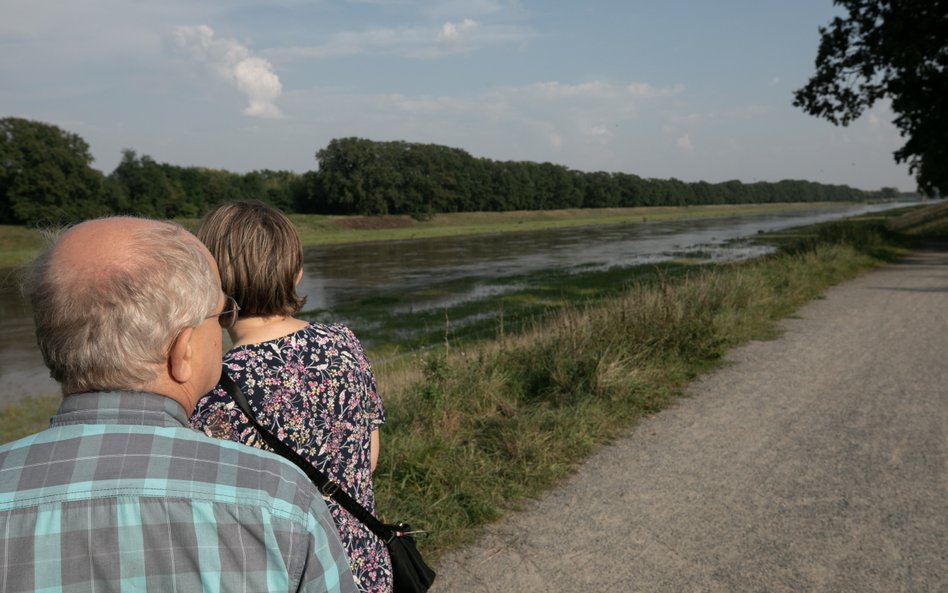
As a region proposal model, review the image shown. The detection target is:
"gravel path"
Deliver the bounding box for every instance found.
[431,248,948,593]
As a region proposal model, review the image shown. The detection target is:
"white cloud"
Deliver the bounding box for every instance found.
[174,25,284,119]
[437,19,479,42]
[587,125,612,139]
[234,57,284,118]
[267,21,532,61]
[677,134,694,152]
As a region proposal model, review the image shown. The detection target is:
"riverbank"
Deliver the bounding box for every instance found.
[287,202,847,246]
[370,215,914,556]
[433,245,948,592]
[0,202,858,268]
[0,203,939,562]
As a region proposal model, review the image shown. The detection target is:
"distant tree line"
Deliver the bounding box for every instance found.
[310,137,893,218]
[1,117,901,227]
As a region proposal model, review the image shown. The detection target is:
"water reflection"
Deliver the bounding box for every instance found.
[0,202,916,404]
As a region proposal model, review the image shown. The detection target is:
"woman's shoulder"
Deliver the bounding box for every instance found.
[299,320,362,342]
[295,322,373,362]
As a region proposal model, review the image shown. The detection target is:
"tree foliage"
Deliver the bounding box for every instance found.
[0,117,115,226]
[793,0,948,195]
[111,150,196,218]
[0,117,885,225]
[310,137,871,216]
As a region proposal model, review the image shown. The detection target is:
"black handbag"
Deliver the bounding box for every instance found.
[219,373,436,593]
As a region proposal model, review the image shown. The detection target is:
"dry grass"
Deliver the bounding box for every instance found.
[372,219,905,556]
[885,201,948,236]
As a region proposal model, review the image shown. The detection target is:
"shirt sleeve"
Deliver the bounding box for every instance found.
[298,500,360,593]
[337,324,386,428]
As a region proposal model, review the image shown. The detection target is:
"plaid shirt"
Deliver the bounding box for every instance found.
[0,391,358,593]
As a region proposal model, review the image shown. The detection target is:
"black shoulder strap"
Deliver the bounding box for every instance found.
[218,372,396,543]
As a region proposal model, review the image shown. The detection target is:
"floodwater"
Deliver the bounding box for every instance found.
[0,202,915,405]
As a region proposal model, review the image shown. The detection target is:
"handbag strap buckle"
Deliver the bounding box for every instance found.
[319,480,340,497]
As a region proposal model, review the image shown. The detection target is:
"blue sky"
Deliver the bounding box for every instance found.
[1,0,918,191]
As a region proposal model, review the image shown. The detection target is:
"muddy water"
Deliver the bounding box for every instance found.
[296,202,906,312]
[0,202,914,404]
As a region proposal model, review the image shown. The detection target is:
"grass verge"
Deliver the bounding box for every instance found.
[371,217,911,559]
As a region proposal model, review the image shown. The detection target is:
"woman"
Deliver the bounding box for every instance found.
[189,200,392,593]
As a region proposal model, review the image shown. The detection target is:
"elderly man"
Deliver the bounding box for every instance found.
[0,217,358,593]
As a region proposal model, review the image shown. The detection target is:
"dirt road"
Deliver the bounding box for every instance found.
[432,248,948,592]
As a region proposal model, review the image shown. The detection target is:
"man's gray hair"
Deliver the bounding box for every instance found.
[27,220,218,392]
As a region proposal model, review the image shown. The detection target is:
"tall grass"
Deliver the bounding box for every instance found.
[885,200,948,237]
[372,220,905,557]
[0,215,915,561]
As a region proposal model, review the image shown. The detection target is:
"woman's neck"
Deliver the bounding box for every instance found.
[228,315,310,348]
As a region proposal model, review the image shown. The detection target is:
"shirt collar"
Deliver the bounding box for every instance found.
[51,391,191,429]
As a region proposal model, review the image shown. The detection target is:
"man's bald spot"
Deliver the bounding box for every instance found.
[51,217,181,280]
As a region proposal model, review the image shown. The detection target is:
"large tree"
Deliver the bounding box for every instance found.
[793,0,948,195]
[0,117,114,225]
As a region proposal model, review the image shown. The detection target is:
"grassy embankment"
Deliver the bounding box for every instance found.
[0,202,846,268]
[369,203,946,559]
[1,201,943,560]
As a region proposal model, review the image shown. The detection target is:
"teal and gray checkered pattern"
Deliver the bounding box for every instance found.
[0,391,357,593]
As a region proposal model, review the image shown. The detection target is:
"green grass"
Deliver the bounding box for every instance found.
[0,225,47,268]
[305,263,694,361]
[0,394,60,442]
[0,202,853,268]
[370,215,913,558]
[0,203,934,564]
[286,203,850,245]
[884,200,948,237]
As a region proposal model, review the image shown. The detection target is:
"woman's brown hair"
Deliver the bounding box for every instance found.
[196,200,305,318]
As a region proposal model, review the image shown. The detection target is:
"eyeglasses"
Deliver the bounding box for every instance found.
[206,295,240,329]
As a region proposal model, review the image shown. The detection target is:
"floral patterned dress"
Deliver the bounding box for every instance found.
[190,322,392,593]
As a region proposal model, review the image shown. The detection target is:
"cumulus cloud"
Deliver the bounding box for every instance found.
[174,25,284,119]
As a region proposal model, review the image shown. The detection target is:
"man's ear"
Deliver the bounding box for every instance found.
[168,327,194,384]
